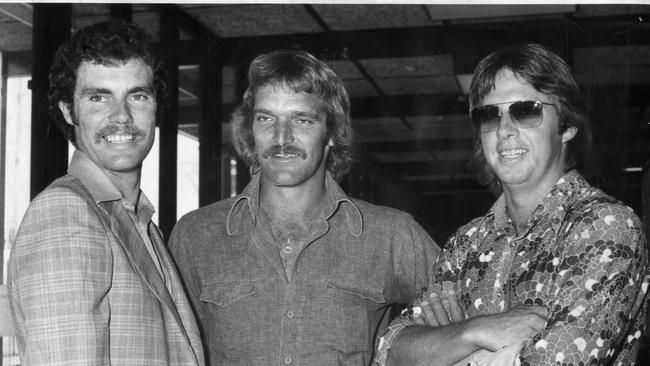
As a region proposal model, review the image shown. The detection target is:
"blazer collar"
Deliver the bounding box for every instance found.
[68,149,155,221]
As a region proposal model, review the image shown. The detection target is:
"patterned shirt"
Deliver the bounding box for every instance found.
[169,172,440,365]
[377,170,649,366]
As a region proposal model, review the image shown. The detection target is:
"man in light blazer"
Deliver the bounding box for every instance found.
[7,21,204,366]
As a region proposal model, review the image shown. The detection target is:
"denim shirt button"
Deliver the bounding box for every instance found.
[286,310,294,319]
[284,356,292,364]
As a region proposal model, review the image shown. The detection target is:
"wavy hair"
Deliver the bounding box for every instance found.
[48,20,166,147]
[230,50,354,181]
[468,43,592,194]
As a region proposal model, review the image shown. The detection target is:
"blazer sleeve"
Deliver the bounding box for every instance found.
[8,187,113,366]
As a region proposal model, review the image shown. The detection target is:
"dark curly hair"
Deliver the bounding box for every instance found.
[48,20,166,147]
[468,43,592,194]
[230,50,354,182]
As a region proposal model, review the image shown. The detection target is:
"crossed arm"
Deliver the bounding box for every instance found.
[385,298,547,366]
[381,202,649,366]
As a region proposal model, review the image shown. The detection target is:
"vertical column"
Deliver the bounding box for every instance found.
[30,4,71,199]
[643,165,649,244]
[0,53,5,293]
[198,38,222,206]
[158,13,179,238]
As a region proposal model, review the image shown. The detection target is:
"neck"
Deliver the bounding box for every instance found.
[260,176,327,223]
[502,171,564,230]
[107,170,142,206]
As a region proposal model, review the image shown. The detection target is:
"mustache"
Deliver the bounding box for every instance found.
[261,145,306,159]
[95,124,146,140]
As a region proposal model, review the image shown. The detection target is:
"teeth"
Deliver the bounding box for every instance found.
[105,135,135,143]
[499,149,526,158]
[273,153,298,158]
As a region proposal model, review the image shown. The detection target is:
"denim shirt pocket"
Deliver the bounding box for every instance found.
[322,279,386,353]
[200,281,256,307]
[199,281,258,360]
[325,280,385,304]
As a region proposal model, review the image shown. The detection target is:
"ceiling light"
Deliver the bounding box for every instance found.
[622,167,643,172]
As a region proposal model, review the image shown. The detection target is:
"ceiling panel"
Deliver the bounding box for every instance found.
[0,20,31,51]
[573,4,649,17]
[0,3,32,26]
[312,4,434,31]
[359,55,454,78]
[327,60,364,79]
[181,4,324,38]
[376,75,460,95]
[341,79,381,97]
[425,4,576,21]
[72,4,111,17]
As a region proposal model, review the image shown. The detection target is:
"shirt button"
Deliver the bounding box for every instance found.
[284,356,292,364]
[286,310,294,319]
[283,246,293,254]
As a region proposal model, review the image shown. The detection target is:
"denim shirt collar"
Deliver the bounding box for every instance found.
[67,149,155,222]
[226,172,363,237]
[484,169,587,239]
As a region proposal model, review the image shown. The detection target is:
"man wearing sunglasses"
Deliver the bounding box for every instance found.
[376,43,648,366]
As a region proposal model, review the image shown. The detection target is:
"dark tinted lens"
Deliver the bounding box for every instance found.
[509,101,543,128]
[470,105,500,131]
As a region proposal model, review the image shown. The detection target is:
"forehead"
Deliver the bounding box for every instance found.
[74,59,154,91]
[480,69,549,105]
[253,84,324,112]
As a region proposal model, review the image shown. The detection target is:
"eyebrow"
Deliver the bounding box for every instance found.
[253,108,323,120]
[128,86,155,95]
[79,86,155,96]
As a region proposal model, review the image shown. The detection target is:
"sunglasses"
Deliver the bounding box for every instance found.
[470,100,556,132]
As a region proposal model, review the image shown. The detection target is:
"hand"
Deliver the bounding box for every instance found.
[465,305,548,352]
[413,287,464,327]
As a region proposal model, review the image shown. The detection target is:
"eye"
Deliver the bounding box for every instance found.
[88,95,105,102]
[254,114,274,123]
[294,118,314,125]
[131,93,150,102]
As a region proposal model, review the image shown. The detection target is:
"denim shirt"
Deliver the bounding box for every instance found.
[169,172,439,366]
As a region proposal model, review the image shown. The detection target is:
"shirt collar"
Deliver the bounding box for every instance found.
[226,172,363,237]
[484,170,587,236]
[67,149,155,222]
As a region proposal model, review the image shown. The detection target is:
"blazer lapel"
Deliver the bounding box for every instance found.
[149,224,203,365]
[100,201,178,320]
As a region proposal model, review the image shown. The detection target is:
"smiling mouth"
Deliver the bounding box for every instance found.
[104,134,137,143]
[499,148,527,159]
[272,152,300,159]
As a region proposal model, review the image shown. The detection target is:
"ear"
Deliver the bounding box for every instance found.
[561,126,577,144]
[58,101,75,126]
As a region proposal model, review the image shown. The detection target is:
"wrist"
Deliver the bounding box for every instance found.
[458,316,486,352]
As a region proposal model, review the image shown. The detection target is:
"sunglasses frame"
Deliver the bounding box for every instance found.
[470,100,556,132]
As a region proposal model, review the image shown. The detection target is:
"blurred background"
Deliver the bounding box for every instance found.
[0,3,649,364]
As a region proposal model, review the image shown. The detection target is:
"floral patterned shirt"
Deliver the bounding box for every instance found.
[376,170,649,366]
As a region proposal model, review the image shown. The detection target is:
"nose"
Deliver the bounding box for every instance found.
[110,99,133,124]
[496,113,518,139]
[273,120,294,145]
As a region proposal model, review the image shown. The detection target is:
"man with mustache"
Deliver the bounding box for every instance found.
[168,50,439,365]
[7,21,204,366]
